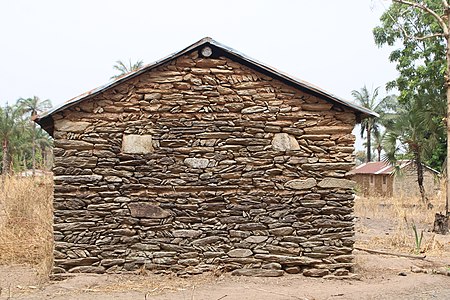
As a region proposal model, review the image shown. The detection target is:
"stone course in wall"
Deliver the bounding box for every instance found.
[51,49,357,277]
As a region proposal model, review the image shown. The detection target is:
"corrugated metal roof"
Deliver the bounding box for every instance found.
[35,37,378,135]
[348,162,394,175]
[348,160,440,175]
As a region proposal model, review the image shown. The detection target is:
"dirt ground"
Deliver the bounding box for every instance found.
[0,215,449,299]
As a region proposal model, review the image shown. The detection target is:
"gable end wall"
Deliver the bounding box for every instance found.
[52,51,357,277]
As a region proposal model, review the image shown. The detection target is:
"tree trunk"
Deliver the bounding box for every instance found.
[433,212,449,234]
[31,115,36,176]
[437,24,450,234]
[2,139,9,175]
[414,152,431,208]
[377,146,382,162]
[366,125,372,162]
[446,23,450,218]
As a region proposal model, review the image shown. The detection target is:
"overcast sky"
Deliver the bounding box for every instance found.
[0,0,397,148]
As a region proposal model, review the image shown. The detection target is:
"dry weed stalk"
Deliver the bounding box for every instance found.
[0,176,53,276]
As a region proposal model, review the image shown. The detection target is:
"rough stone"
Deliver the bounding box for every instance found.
[184,157,209,169]
[284,178,317,190]
[122,134,153,154]
[262,263,282,270]
[101,259,125,267]
[272,133,300,151]
[231,268,284,277]
[254,254,321,266]
[128,203,171,218]
[303,268,330,277]
[54,120,91,133]
[245,236,268,244]
[68,266,106,274]
[241,106,266,114]
[172,230,202,238]
[227,249,253,258]
[318,178,356,189]
[269,227,294,236]
[285,266,301,274]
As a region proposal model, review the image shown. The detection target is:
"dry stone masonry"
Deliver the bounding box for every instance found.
[45,41,361,278]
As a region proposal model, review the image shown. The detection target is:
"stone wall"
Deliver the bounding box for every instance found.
[52,50,357,277]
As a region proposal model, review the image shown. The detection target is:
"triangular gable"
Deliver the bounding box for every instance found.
[35,37,377,136]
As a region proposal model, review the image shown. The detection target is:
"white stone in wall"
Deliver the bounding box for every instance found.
[272,133,300,151]
[122,134,153,154]
[184,157,209,169]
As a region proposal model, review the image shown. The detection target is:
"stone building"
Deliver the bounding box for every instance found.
[36,38,375,277]
[348,161,440,198]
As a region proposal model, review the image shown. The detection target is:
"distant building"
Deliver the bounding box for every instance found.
[348,161,440,197]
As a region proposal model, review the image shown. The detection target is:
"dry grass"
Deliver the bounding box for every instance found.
[0,175,53,276]
[354,190,448,256]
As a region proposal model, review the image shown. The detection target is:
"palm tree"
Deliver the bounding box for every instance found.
[111,59,144,79]
[383,99,438,207]
[17,96,52,175]
[352,86,396,162]
[0,104,23,175]
[372,130,386,162]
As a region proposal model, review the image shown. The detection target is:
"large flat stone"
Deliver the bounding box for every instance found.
[227,248,253,258]
[231,268,284,277]
[122,134,153,154]
[54,120,91,133]
[284,178,316,190]
[68,266,105,274]
[55,257,99,266]
[173,229,202,238]
[54,175,102,183]
[318,178,355,189]
[128,203,171,218]
[241,106,266,114]
[303,268,330,277]
[254,254,321,266]
[245,236,268,244]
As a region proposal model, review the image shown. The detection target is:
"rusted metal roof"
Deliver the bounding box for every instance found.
[35,37,378,135]
[348,160,440,175]
[348,162,394,175]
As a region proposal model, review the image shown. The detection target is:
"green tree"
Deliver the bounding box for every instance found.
[384,99,439,207]
[373,0,449,233]
[0,104,23,175]
[352,86,396,162]
[372,130,386,162]
[111,59,144,79]
[17,96,52,175]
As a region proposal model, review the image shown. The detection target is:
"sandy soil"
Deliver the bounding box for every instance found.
[0,254,449,300]
[0,216,449,299]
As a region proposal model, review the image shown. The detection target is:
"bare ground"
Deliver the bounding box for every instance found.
[1,214,449,300]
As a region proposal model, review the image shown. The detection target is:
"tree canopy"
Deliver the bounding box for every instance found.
[373,0,447,171]
[111,59,144,79]
[0,98,52,175]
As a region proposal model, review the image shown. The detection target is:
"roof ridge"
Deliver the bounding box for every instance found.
[35,37,377,136]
